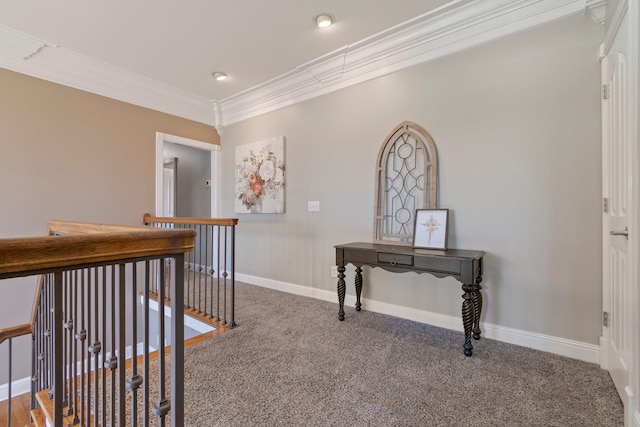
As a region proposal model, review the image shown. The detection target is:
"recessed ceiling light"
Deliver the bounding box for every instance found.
[314,13,334,28]
[212,72,228,81]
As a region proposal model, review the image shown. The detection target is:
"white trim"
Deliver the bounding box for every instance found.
[1,0,602,127]
[628,0,640,423]
[220,0,588,125]
[0,376,31,401]
[0,24,56,60]
[155,132,220,218]
[604,0,629,54]
[145,296,215,334]
[236,272,600,363]
[0,342,155,403]
[586,0,607,25]
[0,37,215,125]
[212,149,221,217]
[156,132,221,152]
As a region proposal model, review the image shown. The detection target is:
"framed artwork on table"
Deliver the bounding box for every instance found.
[413,209,449,250]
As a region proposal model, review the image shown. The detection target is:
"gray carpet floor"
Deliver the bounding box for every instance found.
[183,282,623,426]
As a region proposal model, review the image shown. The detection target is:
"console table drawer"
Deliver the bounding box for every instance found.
[377,252,413,266]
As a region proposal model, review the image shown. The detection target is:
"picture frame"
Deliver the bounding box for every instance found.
[234,136,286,214]
[413,209,449,250]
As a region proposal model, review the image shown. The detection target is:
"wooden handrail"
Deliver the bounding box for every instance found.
[47,219,152,235]
[0,228,196,279]
[142,213,238,227]
[0,323,31,345]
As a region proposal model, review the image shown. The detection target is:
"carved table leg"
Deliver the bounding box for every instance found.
[461,283,475,356]
[472,276,483,340]
[354,266,362,311]
[337,266,346,321]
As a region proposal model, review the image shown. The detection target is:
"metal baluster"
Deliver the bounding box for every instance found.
[47,274,53,393]
[63,271,70,416]
[165,223,171,303]
[8,337,12,427]
[108,265,117,426]
[90,266,103,427]
[118,264,126,426]
[154,259,169,426]
[44,275,50,394]
[144,261,150,427]
[171,253,185,427]
[32,279,41,404]
[208,225,217,319]
[68,270,79,424]
[229,225,236,328]
[223,226,228,324]
[31,306,36,411]
[53,271,64,427]
[197,224,203,313]
[101,266,107,427]
[204,224,209,316]
[77,269,86,426]
[190,224,195,312]
[85,268,92,427]
[128,262,142,427]
[216,226,221,322]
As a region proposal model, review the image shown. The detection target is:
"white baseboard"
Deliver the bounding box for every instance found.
[0,341,157,403]
[146,296,215,334]
[0,376,31,401]
[235,273,600,364]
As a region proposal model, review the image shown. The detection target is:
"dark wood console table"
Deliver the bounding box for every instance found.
[335,242,485,356]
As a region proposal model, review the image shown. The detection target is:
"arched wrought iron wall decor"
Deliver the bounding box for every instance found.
[373,121,438,244]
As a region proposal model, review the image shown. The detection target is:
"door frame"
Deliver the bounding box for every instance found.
[600,0,640,424]
[155,132,221,217]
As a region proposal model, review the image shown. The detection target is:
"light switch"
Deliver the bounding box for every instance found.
[308,201,320,212]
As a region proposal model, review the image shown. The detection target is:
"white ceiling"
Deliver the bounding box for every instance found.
[0,1,605,127]
[0,0,451,100]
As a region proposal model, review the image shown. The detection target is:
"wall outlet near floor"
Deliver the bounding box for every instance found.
[331,266,338,278]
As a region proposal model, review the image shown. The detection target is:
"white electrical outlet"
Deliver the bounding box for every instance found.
[331,266,338,277]
[308,201,320,212]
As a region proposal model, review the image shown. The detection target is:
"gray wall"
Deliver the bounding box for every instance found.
[220,14,603,345]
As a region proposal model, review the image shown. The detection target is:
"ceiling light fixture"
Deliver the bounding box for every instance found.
[212,72,228,81]
[314,13,335,28]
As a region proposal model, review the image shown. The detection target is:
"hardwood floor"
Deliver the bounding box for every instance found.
[0,392,31,426]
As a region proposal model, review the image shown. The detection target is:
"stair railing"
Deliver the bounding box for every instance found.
[0,220,195,426]
[142,214,238,329]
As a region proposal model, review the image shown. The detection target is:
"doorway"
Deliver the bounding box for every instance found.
[155,132,220,218]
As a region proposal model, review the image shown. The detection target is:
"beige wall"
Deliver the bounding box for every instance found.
[0,68,218,381]
[220,14,603,346]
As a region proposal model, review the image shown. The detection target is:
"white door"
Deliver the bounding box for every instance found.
[601,9,635,422]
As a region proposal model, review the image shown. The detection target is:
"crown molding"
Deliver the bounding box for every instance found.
[0,0,604,127]
[0,25,56,60]
[220,0,592,125]
[0,25,215,126]
[603,0,628,54]
[585,0,607,25]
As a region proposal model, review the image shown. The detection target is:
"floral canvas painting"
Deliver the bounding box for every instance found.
[235,137,285,214]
